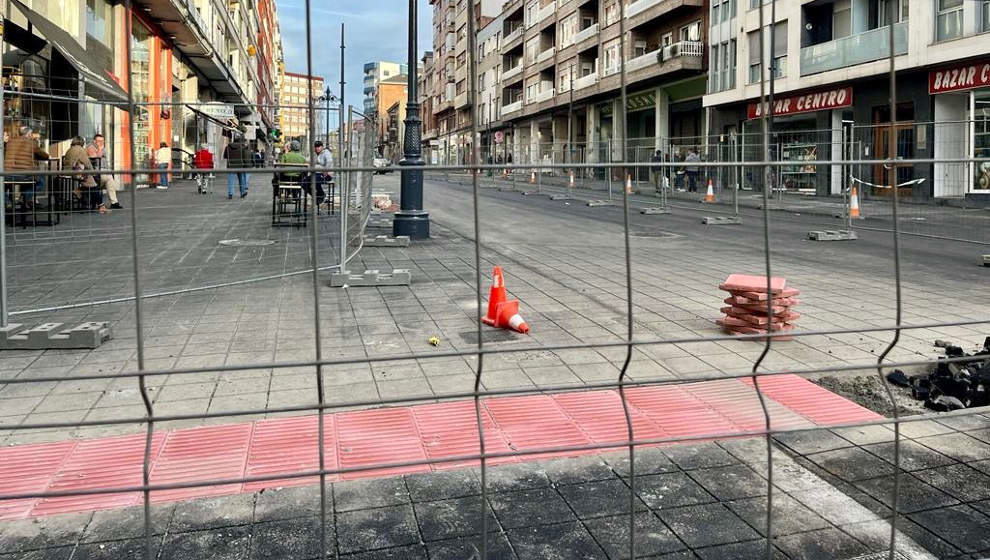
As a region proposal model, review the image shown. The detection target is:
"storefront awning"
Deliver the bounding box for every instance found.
[7,0,127,103]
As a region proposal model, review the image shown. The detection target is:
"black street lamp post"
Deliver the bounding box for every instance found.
[394,0,430,239]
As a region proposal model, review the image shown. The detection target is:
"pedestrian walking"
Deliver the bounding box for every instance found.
[312,141,331,208]
[685,148,700,193]
[223,134,251,199]
[154,142,171,190]
[86,134,122,209]
[650,149,666,194]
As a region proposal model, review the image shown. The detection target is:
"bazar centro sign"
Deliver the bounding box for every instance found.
[747,86,852,119]
[929,60,990,94]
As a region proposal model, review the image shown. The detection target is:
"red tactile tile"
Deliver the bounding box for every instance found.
[624,385,740,439]
[0,441,76,520]
[484,395,592,459]
[719,274,787,294]
[33,433,166,517]
[336,407,429,479]
[552,390,667,446]
[243,415,337,491]
[149,424,252,502]
[682,379,813,432]
[411,400,514,469]
[741,375,881,424]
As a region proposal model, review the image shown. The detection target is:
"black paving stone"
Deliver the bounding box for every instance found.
[805,447,896,482]
[894,518,964,559]
[0,546,73,560]
[724,494,830,537]
[489,487,575,529]
[0,512,91,552]
[161,526,251,560]
[250,516,329,559]
[657,503,761,549]
[170,493,255,533]
[584,511,687,559]
[426,532,516,560]
[773,528,870,560]
[557,479,648,519]
[909,505,990,553]
[915,433,990,463]
[912,464,990,502]
[333,477,409,512]
[507,521,608,560]
[412,496,497,542]
[972,500,990,516]
[81,503,175,541]
[693,540,788,560]
[404,469,479,502]
[603,447,677,477]
[543,455,617,485]
[862,440,957,472]
[254,485,325,522]
[663,443,737,471]
[687,465,766,501]
[633,472,716,509]
[485,463,551,493]
[776,430,855,454]
[855,474,960,513]
[72,538,163,560]
[341,544,428,559]
[335,504,419,554]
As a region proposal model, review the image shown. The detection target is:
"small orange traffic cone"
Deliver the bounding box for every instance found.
[704,179,715,203]
[625,174,633,194]
[850,186,861,219]
[482,266,507,327]
[494,300,530,334]
[529,171,536,184]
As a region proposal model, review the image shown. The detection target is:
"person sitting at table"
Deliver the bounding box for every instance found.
[278,140,308,185]
[86,133,122,209]
[63,136,108,214]
[4,125,49,209]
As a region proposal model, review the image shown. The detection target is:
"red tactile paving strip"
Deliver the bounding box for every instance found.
[0,375,880,520]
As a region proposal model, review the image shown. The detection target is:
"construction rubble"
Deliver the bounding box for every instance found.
[886,337,990,411]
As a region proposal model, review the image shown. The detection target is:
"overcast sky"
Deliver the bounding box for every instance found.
[275,0,432,118]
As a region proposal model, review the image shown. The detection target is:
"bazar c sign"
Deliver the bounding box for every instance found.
[747,87,852,119]
[929,60,990,94]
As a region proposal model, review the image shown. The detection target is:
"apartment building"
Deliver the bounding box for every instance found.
[420,51,439,154]
[497,0,709,173]
[279,72,326,144]
[376,75,409,161]
[478,12,509,161]
[703,0,990,201]
[364,61,409,116]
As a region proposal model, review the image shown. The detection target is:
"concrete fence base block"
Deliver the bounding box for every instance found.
[982,254,989,267]
[702,216,743,225]
[641,207,671,215]
[330,269,412,287]
[498,186,517,192]
[363,235,411,247]
[366,218,393,229]
[808,230,858,241]
[548,194,573,200]
[586,200,612,207]
[0,321,112,350]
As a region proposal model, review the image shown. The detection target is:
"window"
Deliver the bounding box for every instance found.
[86,0,110,45]
[936,0,963,41]
[633,40,647,57]
[604,41,620,73]
[772,20,787,78]
[724,0,735,22]
[712,2,720,24]
[680,21,702,42]
[983,0,990,31]
[661,32,673,47]
[604,0,619,25]
[747,29,761,83]
[479,72,486,90]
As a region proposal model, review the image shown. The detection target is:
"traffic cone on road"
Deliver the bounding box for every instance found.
[482,266,507,327]
[703,179,715,203]
[530,171,536,184]
[625,174,633,194]
[850,186,862,219]
[494,300,530,334]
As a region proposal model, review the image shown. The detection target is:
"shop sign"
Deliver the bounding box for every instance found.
[200,102,236,120]
[929,60,990,94]
[747,86,852,119]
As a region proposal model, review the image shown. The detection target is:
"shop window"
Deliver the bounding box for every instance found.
[983,0,990,31]
[935,0,963,41]
[86,0,111,45]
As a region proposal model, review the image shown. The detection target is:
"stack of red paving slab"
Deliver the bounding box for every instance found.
[716,274,800,339]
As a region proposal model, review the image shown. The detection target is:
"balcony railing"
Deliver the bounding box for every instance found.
[533,87,554,103]
[800,22,908,76]
[574,72,598,90]
[626,49,661,72]
[573,23,598,45]
[455,91,469,108]
[504,25,524,45]
[503,99,524,114]
[503,63,523,82]
[662,40,704,59]
[627,0,663,19]
[536,2,555,24]
[536,47,555,64]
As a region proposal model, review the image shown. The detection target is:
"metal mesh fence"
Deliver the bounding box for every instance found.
[0,0,989,559]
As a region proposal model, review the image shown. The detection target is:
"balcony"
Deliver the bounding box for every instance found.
[574,72,598,90]
[537,2,556,24]
[455,91,469,108]
[531,87,555,103]
[536,47,555,64]
[626,0,664,18]
[662,40,704,60]
[573,23,598,45]
[626,49,661,73]
[504,25,524,45]
[503,63,524,82]
[503,99,524,115]
[800,22,907,76]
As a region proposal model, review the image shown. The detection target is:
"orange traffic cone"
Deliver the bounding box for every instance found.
[625,174,633,194]
[850,186,861,219]
[704,179,715,203]
[482,266,507,327]
[569,171,575,188]
[495,300,530,334]
[529,171,536,184]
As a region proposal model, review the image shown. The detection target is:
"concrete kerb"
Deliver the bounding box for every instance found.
[808,230,858,241]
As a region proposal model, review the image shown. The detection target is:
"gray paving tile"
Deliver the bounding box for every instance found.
[773,527,871,560]
[687,465,767,501]
[335,504,419,554]
[908,505,990,553]
[250,516,331,559]
[657,503,761,549]
[489,487,575,529]
[161,526,250,560]
[333,476,409,512]
[584,511,687,559]
[506,521,608,560]
[412,496,497,542]
[634,472,717,509]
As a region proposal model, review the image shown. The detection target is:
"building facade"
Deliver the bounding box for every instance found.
[363,61,408,116]
[279,71,325,145]
[376,75,409,162]
[703,0,990,202]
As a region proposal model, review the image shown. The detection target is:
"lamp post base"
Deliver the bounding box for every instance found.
[393,210,430,239]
